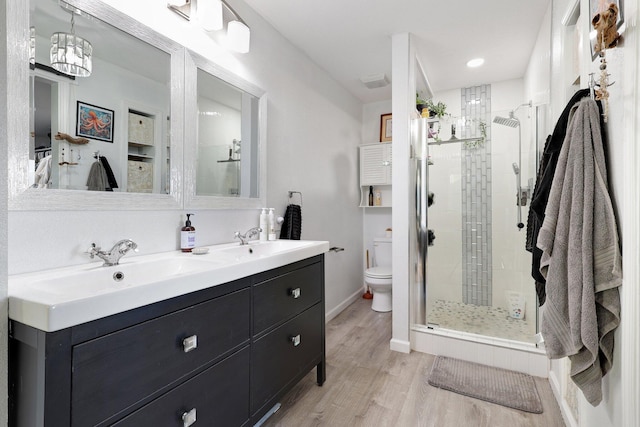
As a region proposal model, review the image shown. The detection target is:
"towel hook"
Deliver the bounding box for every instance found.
[288,191,303,207]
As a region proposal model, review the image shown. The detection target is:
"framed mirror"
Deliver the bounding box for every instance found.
[9,0,184,210]
[184,49,267,209]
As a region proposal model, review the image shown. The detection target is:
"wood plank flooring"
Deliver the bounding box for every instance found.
[263,298,565,427]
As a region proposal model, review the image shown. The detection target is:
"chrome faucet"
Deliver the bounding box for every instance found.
[88,239,138,266]
[234,227,262,245]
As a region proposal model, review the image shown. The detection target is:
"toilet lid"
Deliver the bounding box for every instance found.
[365,266,391,278]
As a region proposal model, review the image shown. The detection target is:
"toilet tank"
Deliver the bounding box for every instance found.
[373,238,392,268]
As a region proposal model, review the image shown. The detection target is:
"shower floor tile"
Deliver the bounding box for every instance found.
[427,300,536,344]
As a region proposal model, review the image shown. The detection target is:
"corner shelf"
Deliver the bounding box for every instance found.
[359,184,392,208]
[419,117,486,146]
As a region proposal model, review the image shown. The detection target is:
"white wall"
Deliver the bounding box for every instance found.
[490,80,536,316]
[361,100,393,277]
[546,0,637,425]
[7,0,364,326]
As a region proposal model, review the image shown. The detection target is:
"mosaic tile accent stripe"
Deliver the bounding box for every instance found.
[461,85,492,306]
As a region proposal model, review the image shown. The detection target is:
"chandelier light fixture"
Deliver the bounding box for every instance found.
[168,0,251,53]
[50,12,93,77]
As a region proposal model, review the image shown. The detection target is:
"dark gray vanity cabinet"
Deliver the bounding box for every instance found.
[250,257,326,419]
[9,255,325,427]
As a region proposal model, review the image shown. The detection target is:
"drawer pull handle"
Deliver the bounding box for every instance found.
[182,408,197,427]
[290,334,301,347]
[289,288,301,299]
[183,335,198,353]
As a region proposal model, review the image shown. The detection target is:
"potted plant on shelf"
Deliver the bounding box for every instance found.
[426,99,448,118]
[416,93,429,114]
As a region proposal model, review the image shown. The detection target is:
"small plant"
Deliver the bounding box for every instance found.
[416,93,429,112]
[426,99,448,118]
[463,119,487,149]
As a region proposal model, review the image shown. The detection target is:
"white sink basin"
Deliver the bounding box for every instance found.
[23,257,217,297]
[206,240,317,262]
[9,240,330,332]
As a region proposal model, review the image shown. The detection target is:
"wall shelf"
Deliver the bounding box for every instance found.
[359,143,392,208]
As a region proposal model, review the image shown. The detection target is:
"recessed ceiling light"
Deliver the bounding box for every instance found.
[466,58,485,68]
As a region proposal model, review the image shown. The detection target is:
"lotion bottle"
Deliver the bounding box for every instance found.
[181,213,196,252]
[268,208,276,240]
[259,208,268,241]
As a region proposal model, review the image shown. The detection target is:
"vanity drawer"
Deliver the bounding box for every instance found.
[251,303,323,412]
[71,288,250,427]
[253,261,323,335]
[113,346,250,427]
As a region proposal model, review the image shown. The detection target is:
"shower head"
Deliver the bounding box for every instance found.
[493,115,520,128]
[512,163,520,175]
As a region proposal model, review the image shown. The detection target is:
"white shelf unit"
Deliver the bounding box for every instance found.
[359,143,392,208]
[126,109,156,193]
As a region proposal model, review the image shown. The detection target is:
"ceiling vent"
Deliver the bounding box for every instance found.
[360,73,389,89]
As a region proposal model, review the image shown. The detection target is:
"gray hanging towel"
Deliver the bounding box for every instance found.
[280,204,302,240]
[86,161,109,191]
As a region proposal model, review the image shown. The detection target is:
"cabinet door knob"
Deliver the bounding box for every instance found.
[182,408,197,427]
[288,288,301,299]
[182,335,198,353]
[290,334,301,347]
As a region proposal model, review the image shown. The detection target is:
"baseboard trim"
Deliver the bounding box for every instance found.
[390,338,411,353]
[325,288,362,323]
[549,369,578,427]
[411,328,548,377]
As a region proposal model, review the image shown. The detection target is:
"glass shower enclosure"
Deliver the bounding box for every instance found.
[410,88,547,346]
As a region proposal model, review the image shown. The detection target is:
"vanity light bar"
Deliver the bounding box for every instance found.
[167,0,251,53]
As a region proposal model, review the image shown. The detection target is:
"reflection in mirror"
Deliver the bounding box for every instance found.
[196,68,259,198]
[184,49,266,210]
[30,0,171,194]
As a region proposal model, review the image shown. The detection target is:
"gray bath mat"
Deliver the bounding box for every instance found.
[427,356,543,413]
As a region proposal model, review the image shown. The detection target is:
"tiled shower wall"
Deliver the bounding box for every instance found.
[461,85,492,306]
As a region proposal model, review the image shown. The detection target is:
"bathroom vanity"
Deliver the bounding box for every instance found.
[8,242,327,426]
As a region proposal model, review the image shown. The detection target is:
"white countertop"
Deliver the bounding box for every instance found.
[9,240,329,332]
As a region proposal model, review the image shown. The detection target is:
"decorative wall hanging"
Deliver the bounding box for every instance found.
[76,101,114,142]
[380,113,392,142]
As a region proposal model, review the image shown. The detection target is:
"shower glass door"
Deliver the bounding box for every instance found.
[411,86,543,345]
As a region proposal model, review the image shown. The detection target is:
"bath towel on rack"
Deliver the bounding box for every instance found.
[280,204,302,240]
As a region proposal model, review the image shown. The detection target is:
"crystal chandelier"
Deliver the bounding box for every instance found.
[50,13,92,77]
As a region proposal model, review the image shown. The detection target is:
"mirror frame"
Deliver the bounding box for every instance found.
[184,49,267,210]
[9,0,185,210]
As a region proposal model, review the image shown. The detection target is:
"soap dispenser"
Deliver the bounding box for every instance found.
[259,208,268,241]
[181,213,196,252]
[268,208,276,240]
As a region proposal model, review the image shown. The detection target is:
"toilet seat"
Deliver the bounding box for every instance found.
[365,267,391,279]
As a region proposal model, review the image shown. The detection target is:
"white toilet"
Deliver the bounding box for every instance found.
[365,238,392,312]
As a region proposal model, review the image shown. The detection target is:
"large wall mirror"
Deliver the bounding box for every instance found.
[9,0,267,211]
[9,0,185,210]
[31,0,172,195]
[184,50,266,209]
